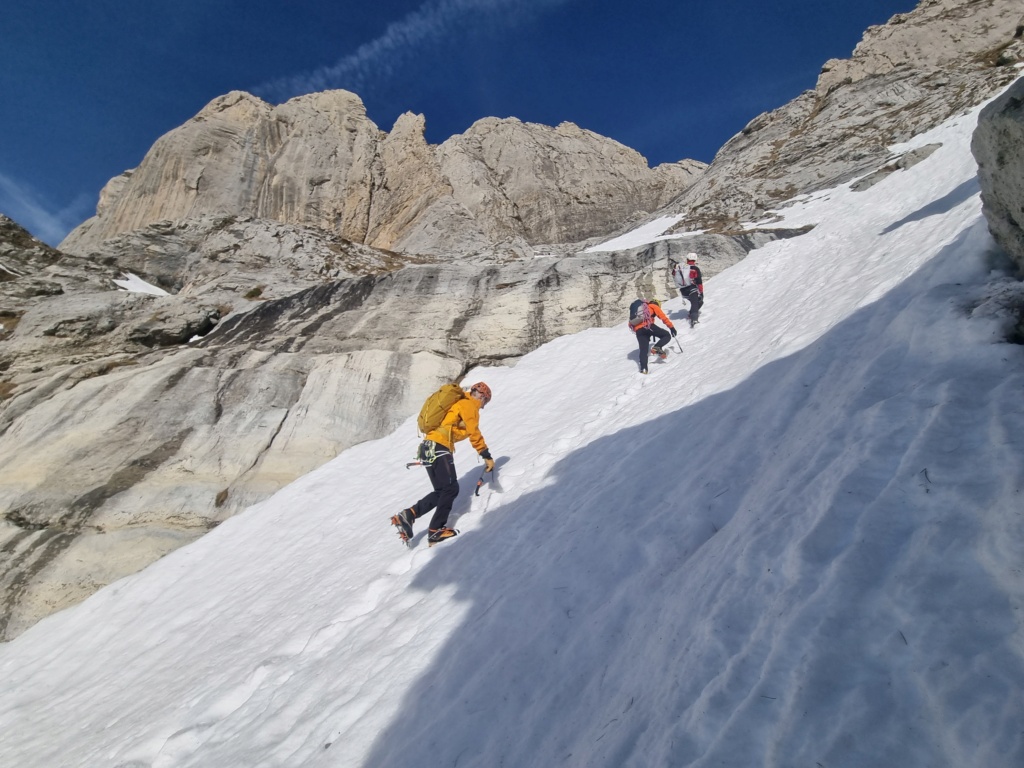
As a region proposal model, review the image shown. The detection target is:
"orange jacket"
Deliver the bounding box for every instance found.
[425,395,489,454]
[634,302,675,332]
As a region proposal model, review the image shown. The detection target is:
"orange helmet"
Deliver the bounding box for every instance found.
[470,381,492,406]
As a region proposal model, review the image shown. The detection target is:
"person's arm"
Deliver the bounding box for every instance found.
[457,399,489,455]
[651,303,674,330]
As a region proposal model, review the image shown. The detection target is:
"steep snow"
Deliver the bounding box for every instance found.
[1,99,1022,768]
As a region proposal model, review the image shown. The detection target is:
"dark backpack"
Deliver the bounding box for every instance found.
[417,384,466,434]
[628,299,651,330]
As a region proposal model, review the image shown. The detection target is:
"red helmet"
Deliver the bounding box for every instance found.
[470,381,492,406]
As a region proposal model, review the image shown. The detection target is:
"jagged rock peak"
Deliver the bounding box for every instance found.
[652,0,1023,233]
[59,88,704,261]
[194,89,271,118]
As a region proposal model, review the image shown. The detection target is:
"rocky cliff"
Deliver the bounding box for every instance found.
[60,91,705,261]
[653,0,1023,234]
[2,0,1022,640]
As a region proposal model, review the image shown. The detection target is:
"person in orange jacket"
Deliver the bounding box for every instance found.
[392,382,494,544]
[628,298,676,374]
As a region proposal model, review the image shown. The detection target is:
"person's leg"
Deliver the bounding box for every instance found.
[425,452,460,530]
[410,442,448,520]
[692,292,703,321]
[652,325,670,351]
[685,287,702,323]
[636,327,652,371]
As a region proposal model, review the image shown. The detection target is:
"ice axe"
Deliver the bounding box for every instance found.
[474,457,506,496]
[474,467,489,496]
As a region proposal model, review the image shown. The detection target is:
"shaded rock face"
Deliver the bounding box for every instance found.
[60,93,705,260]
[655,0,1023,233]
[972,75,1024,273]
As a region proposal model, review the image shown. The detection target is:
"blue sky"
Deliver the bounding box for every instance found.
[1,0,917,245]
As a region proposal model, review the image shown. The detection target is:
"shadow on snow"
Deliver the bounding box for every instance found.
[360,228,1024,767]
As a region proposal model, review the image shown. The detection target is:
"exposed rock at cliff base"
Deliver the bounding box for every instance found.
[973,75,1024,274]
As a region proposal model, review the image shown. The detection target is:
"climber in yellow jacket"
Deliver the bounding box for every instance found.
[392,382,494,545]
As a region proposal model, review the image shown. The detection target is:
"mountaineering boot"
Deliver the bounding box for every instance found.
[650,346,667,360]
[427,527,458,546]
[391,508,415,544]
[689,317,699,328]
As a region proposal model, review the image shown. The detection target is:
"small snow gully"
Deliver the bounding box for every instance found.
[391,381,495,548]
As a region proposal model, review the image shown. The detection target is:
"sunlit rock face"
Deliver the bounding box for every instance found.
[648,0,1023,234]
[59,92,705,261]
[973,76,1024,273]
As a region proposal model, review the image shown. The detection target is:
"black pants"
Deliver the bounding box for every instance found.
[636,325,671,371]
[411,441,460,530]
[680,286,703,321]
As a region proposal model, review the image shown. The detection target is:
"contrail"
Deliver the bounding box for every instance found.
[0,171,92,246]
[253,0,572,103]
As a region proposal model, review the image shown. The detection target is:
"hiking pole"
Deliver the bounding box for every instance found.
[674,337,684,354]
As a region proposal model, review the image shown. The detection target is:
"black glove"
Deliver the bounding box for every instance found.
[480,449,494,471]
[670,327,678,337]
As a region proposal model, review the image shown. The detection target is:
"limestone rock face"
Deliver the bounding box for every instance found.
[653,0,1024,233]
[435,118,704,247]
[817,0,1024,95]
[973,75,1024,272]
[61,93,705,260]
[62,91,386,255]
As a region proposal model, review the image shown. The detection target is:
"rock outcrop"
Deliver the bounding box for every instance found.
[973,74,1024,272]
[652,0,1023,233]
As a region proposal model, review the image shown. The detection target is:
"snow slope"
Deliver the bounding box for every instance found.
[1,100,1023,768]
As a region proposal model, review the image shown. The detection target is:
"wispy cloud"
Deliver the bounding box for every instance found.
[254,0,572,103]
[0,171,92,247]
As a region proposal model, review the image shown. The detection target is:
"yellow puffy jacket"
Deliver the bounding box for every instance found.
[426,395,489,454]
